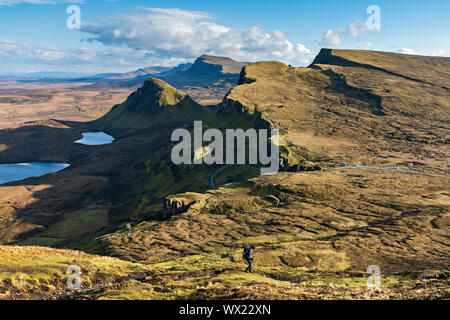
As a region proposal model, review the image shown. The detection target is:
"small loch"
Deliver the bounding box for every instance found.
[75,132,114,146]
[0,162,70,185]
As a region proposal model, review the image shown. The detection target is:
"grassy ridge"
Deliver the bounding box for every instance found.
[0,245,145,299]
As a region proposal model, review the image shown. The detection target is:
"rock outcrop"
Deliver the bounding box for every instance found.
[162,198,193,219]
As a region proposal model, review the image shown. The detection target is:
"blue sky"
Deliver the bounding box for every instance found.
[0,0,449,73]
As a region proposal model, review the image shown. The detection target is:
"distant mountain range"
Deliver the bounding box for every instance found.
[73,63,193,82]
[0,71,97,80]
[1,55,249,105]
[0,64,193,82]
[0,54,246,83]
[82,55,249,105]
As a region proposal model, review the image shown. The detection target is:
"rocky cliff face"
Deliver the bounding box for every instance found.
[162,198,193,219]
[161,55,248,86]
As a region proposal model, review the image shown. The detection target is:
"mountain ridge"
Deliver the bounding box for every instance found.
[96,78,208,135]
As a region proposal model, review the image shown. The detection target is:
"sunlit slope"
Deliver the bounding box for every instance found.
[312,48,450,86]
[3,241,447,300]
[163,55,248,86]
[220,49,450,173]
[0,245,147,299]
[97,78,208,135]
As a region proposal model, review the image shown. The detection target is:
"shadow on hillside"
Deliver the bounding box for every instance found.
[0,118,216,249]
[0,120,100,164]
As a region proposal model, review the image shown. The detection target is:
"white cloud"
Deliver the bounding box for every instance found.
[320,20,379,47]
[321,29,343,47]
[0,0,82,6]
[79,7,315,66]
[398,48,416,55]
[0,40,188,73]
[347,21,371,37]
[389,47,449,57]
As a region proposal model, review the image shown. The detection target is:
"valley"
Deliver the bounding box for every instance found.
[0,82,133,130]
[0,55,246,130]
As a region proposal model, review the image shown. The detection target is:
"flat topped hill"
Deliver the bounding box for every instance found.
[221,49,450,173]
[84,55,249,106]
[198,55,249,74]
[162,54,248,85]
[311,48,450,87]
[158,55,249,105]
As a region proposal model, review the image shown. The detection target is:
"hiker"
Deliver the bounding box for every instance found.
[243,246,255,273]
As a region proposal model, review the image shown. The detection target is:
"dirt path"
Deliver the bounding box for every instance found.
[210,164,449,189]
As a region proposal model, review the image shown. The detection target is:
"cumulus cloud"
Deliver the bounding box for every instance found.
[79,7,315,66]
[347,21,371,37]
[388,47,449,57]
[431,49,446,57]
[0,40,187,72]
[321,29,343,47]
[0,0,82,6]
[320,20,379,47]
[398,48,416,55]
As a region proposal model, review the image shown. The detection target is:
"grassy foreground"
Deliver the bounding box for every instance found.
[1,243,448,300]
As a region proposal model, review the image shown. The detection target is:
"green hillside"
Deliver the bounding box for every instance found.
[97,78,209,135]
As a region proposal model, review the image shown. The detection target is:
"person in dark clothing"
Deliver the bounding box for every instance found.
[243,246,255,273]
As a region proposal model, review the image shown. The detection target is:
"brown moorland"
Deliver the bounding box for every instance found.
[0,49,448,300]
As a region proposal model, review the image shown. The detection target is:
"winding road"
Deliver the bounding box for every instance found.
[209,164,449,190]
[329,165,449,177]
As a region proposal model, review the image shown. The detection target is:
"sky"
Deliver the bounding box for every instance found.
[0,0,449,73]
